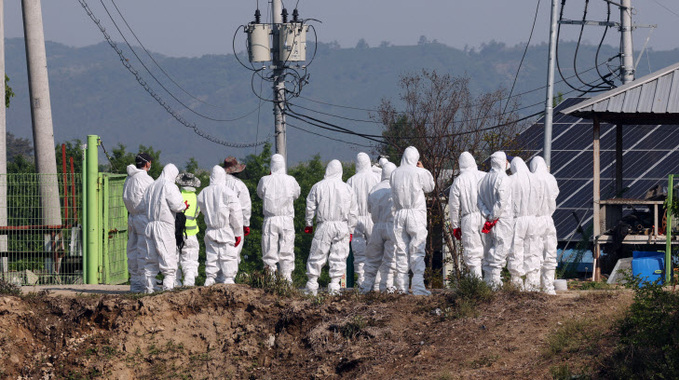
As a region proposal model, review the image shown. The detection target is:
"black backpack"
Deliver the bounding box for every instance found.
[175,211,187,251]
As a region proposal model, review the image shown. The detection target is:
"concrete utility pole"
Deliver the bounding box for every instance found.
[0,0,7,256]
[620,0,635,84]
[22,0,61,226]
[272,0,287,162]
[543,0,559,169]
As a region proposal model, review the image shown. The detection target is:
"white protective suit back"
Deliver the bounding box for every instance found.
[368,162,397,225]
[224,173,252,227]
[390,146,435,211]
[530,156,559,217]
[123,164,154,215]
[198,166,243,243]
[347,152,380,216]
[305,160,357,229]
[257,154,301,217]
[144,164,185,224]
[509,157,533,218]
[448,152,485,228]
[477,151,512,220]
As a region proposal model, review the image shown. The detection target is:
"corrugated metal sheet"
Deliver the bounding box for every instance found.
[562,62,679,117]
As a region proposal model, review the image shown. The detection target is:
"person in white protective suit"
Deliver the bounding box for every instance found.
[175,172,202,287]
[359,162,397,293]
[448,152,487,279]
[477,151,512,289]
[143,163,189,293]
[198,165,244,286]
[507,157,536,290]
[530,156,560,294]
[390,146,435,295]
[304,160,358,296]
[257,154,301,282]
[122,153,154,292]
[346,152,380,287]
[218,157,252,282]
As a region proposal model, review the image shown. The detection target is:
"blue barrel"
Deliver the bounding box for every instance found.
[631,251,664,287]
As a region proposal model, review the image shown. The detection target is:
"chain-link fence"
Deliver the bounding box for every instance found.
[0,173,82,285]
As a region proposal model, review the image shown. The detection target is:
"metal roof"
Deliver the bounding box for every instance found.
[561,62,679,124]
[518,98,679,243]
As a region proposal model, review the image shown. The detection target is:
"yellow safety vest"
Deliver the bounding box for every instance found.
[181,189,199,236]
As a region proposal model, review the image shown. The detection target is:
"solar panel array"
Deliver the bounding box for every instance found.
[518,97,679,242]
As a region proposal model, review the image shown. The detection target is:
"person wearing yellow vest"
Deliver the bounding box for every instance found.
[176,172,201,287]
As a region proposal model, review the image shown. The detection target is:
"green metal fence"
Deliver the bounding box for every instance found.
[0,173,83,285]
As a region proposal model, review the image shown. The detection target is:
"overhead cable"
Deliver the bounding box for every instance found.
[78,0,268,148]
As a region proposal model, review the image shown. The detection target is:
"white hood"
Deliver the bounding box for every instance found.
[400,146,420,167]
[458,151,477,172]
[271,154,286,174]
[381,162,396,181]
[356,152,371,172]
[324,160,343,180]
[210,165,226,185]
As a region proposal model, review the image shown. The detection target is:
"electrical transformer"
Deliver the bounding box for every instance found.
[246,23,272,62]
[278,23,308,62]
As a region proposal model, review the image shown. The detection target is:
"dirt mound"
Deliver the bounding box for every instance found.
[0,286,632,379]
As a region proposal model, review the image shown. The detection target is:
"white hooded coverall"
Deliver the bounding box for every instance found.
[477,151,512,289]
[198,166,244,285]
[346,152,380,287]
[305,160,358,295]
[390,146,435,295]
[530,156,560,294]
[257,154,301,282]
[143,164,187,293]
[219,172,251,282]
[448,152,487,279]
[360,162,397,293]
[122,164,154,292]
[507,157,537,289]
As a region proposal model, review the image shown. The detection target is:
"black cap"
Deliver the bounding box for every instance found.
[135,152,152,168]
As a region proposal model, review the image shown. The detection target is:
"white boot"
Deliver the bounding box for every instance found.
[204,277,215,287]
[411,273,431,296]
[305,277,319,296]
[395,272,409,293]
[541,269,556,295]
[524,271,540,292]
[328,278,341,295]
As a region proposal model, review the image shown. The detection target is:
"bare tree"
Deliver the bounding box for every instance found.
[376,69,527,285]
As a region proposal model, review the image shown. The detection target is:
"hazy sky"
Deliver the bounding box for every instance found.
[4,0,679,57]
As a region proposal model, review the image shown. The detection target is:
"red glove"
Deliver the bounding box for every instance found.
[453,228,462,240]
[349,234,353,242]
[482,219,499,234]
[304,226,314,234]
[243,226,250,236]
[184,200,190,210]
[234,236,242,247]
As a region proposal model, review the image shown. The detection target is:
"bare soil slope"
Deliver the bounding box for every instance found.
[0,286,632,379]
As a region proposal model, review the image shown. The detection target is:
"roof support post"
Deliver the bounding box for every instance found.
[593,117,602,282]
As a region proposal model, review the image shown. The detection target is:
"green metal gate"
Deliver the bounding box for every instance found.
[83,135,129,284]
[98,173,128,284]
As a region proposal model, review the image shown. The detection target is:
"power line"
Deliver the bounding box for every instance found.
[650,0,679,18]
[98,0,260,123]
[109,0,226,109]
[287,122,373,148]
[504,0,541,114]
[78,0,269,148]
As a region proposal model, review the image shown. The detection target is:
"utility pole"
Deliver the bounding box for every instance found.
[0,0,7,257]
[543,0,559,169]
[22,0,61,226]
[272,0,287,162]
[620,0,635,84]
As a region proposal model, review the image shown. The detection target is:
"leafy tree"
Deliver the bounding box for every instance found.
[5,74,14,108]
[106,143,162,178]
[7,133,33,165]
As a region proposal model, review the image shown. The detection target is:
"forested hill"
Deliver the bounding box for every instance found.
[5,37,679,167]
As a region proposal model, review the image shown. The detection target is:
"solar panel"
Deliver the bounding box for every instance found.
[518,97,679,242]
